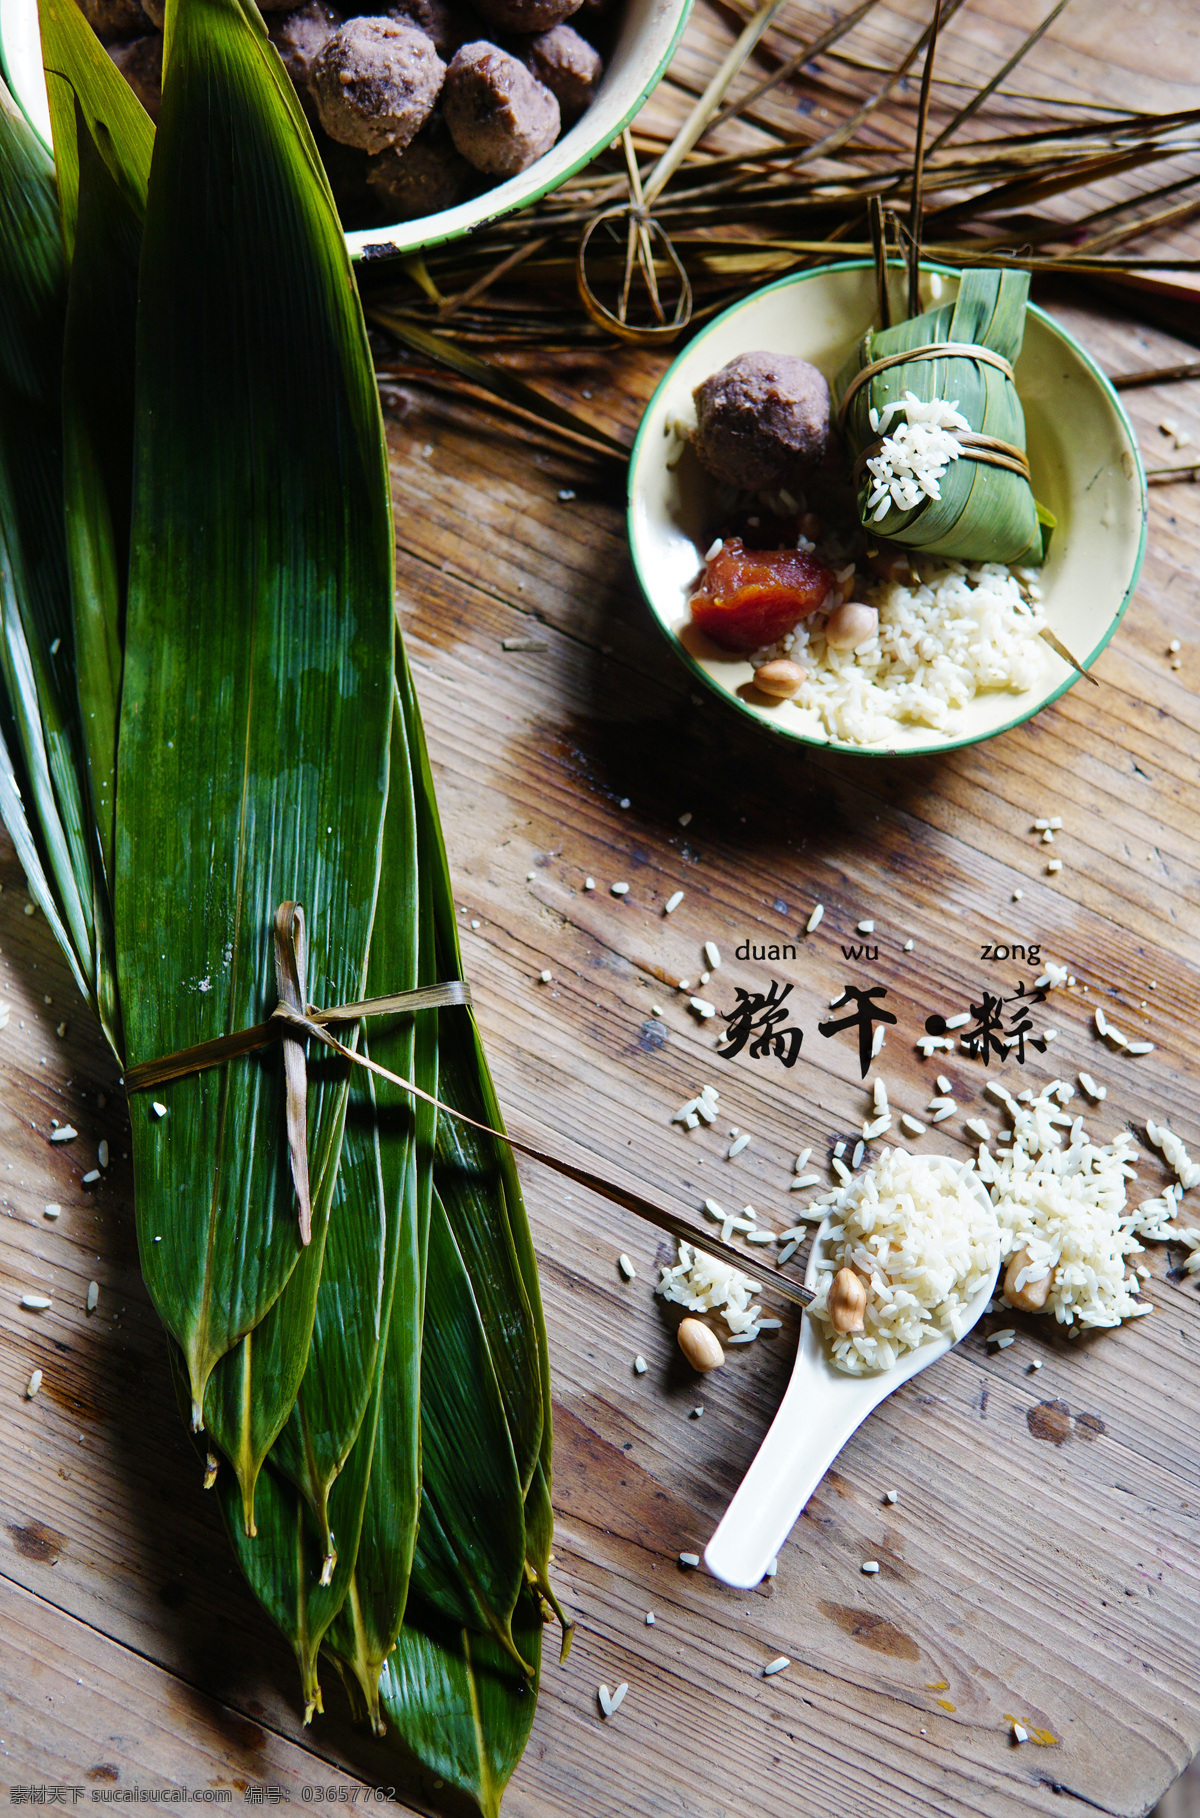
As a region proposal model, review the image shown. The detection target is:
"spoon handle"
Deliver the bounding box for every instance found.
[704,1357,882,1589]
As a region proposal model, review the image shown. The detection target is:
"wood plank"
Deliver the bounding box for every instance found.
[0,1575,385,1797]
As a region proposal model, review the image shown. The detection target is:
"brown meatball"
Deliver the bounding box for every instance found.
[107,34,163,119]
[270,0,343,89]
[473,0,579,32]
[523,23,600,121]
[692,352,832,492]
[385,0,468,57]
[367,115,472,218]
[311,17,445,155]
[76,0,153,41]
[443,42,559,176]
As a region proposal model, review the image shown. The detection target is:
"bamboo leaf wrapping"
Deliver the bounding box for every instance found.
[835,268,1045,566]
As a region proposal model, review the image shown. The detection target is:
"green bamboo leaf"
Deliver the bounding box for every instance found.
[378,1592,543,1818]
[217,1155,403,1721]
[411,1188,529,1674]
[216,1461,315,1701]
[271,699,420,1559]
[323,1140,425,1730]
[265,1111,396,1549]
[0,75,108,1018]
[61,107,137,893]
[38,0,153,259]
[433,1034,543,1499]
[403,649,558,1608]
[116,0,396,1423]
[200,1078,346,1531]
[214,695,424,1710]
[0,696,88,999]
[323,684,437,1731]
[58,107,138,1049]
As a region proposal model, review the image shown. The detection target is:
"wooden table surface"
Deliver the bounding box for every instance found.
[4,2,1200,1814]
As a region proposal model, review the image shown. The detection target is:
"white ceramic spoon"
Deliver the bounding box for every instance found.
[704,1166,999,1590]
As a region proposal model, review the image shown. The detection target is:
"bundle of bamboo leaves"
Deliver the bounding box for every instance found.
[0,0,563,1802]
[834,267,1048,564]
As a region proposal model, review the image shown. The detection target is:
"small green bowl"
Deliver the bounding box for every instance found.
[627,259,1147,757]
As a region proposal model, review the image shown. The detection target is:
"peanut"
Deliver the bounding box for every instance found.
[677,1316,725,1372]
[1003,1246,1051,1312]
[753,658,807,699]
[827,1266,867,1333]
[823,601,879,651]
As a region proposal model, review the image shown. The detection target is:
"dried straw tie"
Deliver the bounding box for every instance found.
[126,903,813,1310]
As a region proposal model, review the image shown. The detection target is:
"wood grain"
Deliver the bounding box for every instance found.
[5,2,1200,1814]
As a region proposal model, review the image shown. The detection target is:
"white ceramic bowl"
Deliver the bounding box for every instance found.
[0,0,692,258]
[628,260,1148,757]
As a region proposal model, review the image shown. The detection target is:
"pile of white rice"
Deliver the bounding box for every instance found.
[979,1081,1152,1329]
[767,560,1048,746]
[658,1242,782,1344]
[807,1148,998,1375]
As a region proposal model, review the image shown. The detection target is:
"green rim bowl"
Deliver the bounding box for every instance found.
[627,259,1148,757]
[0,0,692,259]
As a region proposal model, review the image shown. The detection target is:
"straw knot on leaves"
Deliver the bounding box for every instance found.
[129,900,811,1312]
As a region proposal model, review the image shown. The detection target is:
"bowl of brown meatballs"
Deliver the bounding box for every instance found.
[2,0,692,255]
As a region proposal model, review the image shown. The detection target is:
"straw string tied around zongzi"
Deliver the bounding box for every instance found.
[836,340,1017,422]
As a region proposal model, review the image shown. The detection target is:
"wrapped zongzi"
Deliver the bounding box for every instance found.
[835,267,1050,567]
